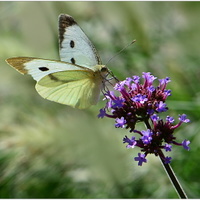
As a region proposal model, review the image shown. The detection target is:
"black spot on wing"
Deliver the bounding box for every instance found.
[70,40,75,48]
[71,58,75,64]
[39,67,49,71]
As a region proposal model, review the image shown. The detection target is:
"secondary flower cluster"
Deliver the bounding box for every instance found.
[98,72,190,166]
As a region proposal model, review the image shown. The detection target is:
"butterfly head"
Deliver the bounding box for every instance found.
[94,64,119,88]
[93,65,108,77]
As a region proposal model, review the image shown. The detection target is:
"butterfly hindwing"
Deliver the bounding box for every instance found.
[59,14,102,68]
[36,70,102,109]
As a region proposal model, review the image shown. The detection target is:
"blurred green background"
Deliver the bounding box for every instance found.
[0,1,200,198]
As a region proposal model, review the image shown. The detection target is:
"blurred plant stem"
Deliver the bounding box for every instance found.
[159,156,188,199]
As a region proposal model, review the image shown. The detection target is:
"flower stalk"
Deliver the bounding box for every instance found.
[159,156,188,199]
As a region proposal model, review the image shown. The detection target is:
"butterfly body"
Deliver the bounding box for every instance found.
[6,14,111,109]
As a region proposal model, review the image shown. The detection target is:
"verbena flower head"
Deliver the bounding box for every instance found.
[98,72,190,166]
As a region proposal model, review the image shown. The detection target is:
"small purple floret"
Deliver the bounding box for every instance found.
[131,94,148,104]
[123,136,137,148]
[156,101,167,112]
[115,117,126,128]
[98,109,106,118]
[182,139,190,151]
[179,114,190,123]
[134,153,147,166]
[164,156,172,164]
[164,144,172,152]
[166,116,174,123]
[151,114,159,122]
[112,99,124,108]
[141,130,153,144]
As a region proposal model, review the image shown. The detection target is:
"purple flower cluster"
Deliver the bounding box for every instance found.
[98,72,190,166]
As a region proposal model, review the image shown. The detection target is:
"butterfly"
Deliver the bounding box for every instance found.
[6,14,113,109]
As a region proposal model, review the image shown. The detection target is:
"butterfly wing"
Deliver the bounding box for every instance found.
[6,57,103,109]
[36,70,103,109]
[59,14,102,68]
[6,57,87,81]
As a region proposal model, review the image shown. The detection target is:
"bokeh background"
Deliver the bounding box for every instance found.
[0,1,200,198]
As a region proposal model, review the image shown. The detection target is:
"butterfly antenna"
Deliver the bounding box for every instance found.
[105,39,136,66]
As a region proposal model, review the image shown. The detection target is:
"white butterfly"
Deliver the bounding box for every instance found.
[6,14,112,109]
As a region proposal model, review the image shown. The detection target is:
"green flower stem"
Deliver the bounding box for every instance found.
[159,155,188,199]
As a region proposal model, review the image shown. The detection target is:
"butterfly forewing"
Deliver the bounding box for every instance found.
[6,57,89,81]
[59,14,102,68]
